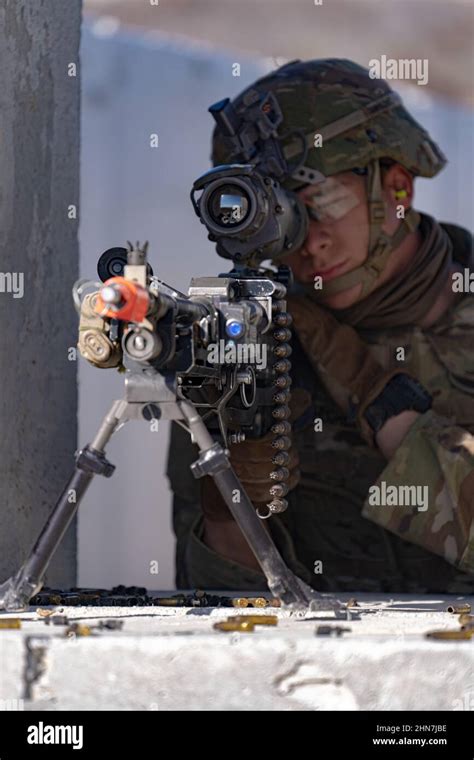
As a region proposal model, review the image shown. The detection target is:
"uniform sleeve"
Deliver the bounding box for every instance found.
[184,516,268,590]
[184,514,315,591]
[361,410,474,574]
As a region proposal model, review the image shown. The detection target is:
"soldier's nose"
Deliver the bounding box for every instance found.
[301,223,332,260]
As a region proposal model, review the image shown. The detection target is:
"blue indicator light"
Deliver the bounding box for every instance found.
[226,320,245,339]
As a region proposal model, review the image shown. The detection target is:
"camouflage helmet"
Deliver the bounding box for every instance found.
[210,59,447,299]
[211,58,446,190]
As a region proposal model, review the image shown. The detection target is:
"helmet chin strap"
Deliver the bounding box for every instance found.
[309,160,420,300]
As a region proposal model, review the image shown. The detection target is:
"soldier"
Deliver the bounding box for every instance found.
[167,58,474,594]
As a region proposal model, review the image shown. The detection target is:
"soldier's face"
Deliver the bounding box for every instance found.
[281,171,371,309]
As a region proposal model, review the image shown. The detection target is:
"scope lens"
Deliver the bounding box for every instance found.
[208,184,250,227]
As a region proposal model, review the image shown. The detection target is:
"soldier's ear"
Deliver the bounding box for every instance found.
[382,163,415,210]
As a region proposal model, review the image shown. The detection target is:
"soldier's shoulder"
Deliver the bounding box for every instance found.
[440,220,473,268]
[438,220,474,324]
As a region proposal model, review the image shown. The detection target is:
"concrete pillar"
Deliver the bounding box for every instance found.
[0,0,82,585]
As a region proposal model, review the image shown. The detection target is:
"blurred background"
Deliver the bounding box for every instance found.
[78,0,474,590]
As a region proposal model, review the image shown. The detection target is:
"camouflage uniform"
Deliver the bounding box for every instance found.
[166,59,474,592]
[167,222,474,593]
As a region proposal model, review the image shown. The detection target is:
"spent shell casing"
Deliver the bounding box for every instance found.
[36,608,55,618]
[65,623,92,637]
[446,604,471,614]
[227,615,278,626]
[426,629,473,640]
[214,620,255,633]
[347,598,360,608]
[0,619,21,629]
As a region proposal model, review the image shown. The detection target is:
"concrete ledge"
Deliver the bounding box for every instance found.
[1,593,473,710]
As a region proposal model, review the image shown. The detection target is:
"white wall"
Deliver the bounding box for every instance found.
[79,23,473,590]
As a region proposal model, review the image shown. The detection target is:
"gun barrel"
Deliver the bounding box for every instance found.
[158,291,209,322]
[96,277,150,322]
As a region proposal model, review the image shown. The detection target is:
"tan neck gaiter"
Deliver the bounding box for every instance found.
[301,213,454,330]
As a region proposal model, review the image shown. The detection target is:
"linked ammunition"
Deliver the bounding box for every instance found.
[247,598,268,608]
[232,598,249,608]
[31,587,247,609]
[232,597,271,608]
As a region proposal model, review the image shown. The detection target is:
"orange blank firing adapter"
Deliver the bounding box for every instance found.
[95,276,150,323]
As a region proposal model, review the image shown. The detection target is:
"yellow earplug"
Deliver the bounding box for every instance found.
[394,189,407,199]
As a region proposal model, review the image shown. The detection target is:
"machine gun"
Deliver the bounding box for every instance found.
[0,92,342,613]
